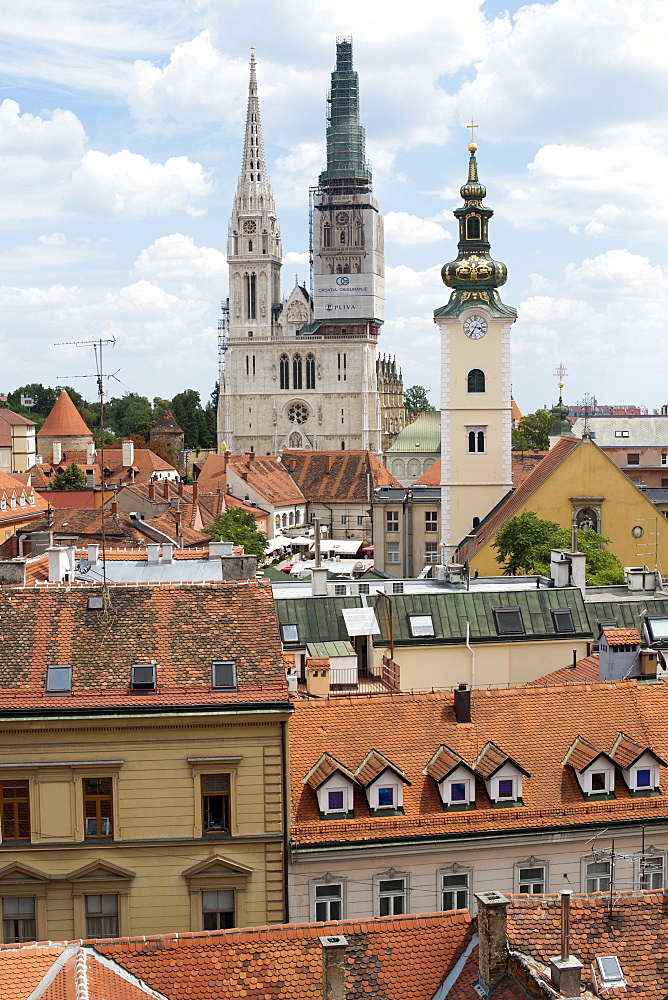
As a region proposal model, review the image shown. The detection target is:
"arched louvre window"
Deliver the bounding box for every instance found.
[467,369,485,393]
[468,431,476,453]
[293,354,303,390]
[466,215,481,240]
[280,354,290,389]
[306,354,316,390]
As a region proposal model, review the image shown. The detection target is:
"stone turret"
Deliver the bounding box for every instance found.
[37,391,94,461]
[150,409,185,468]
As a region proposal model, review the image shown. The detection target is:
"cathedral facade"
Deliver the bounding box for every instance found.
[217,41,404,455]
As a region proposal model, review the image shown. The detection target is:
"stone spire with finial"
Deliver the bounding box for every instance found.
[548,363,575,443]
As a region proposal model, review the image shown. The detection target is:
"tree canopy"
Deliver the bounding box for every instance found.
[205,507,267,559]
[512,409,552,451]
[492,511,624,585]
[50,463,88,490]
[403,385,436,414]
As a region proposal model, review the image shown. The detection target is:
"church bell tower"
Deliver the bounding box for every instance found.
[434,131,517,563]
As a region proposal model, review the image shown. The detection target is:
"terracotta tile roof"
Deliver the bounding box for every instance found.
[459,436,581,561]
[194,454,228,493]
[412,459,440,486]
[101,449,175,485]
[0,409,35,448]
[283,451,398,503]
[289,682,668,847]
[511,398,522,425]
[0,581,288,711]
[0,473,49,526]
[424,744,471,782]
[447,949,532,1000]
[355,749,409,786]
[32,507,149,544]
[0,943,67,999]
[602,626,641,645]
[525,653,600,686]
[506,892,668,999]
[562,735,608,771]
[609,731,666,768]
[511,451,548,486]
[95,911,474,1000]
[37,391,92,438]
[474,741,530,780]
[228,454,304,506]
[303,752,357,790]
[151,408,183,435]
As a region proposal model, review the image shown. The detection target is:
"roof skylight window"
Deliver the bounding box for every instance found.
[409,615,435,637]
[45,664,72,695]
[493,608,525,635]
[596,956,626,990]
[130,663,157,692]
[281,624,299,642]
[552,609,575,633]
[212,660,237,690]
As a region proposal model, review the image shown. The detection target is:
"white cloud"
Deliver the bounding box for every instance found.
[384,211,450,245]
[133,234,226,279]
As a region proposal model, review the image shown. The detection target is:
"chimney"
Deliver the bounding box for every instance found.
[0,559,27,587]
[148,482,156,501]
[209,541,234,559]
[87,544,99,565]
[122,439,134,468]
[311,567,328,597]
[52,442,62,464]
[110,500,119,515]
[306,657,330,698]
[147,544,160,564]
[475,891,509,994]
[86,441,96,464]
[324,455,333,474]
[177,481,184,496]
[454,683,471,723]
[193,481,199,502]
[47,546,70,583]
[163,480,170,499]
[319,935,347,1000]
[549,891,583,996]
[162,543,173,564]
[246,451,255,462]
[240,471,248,482]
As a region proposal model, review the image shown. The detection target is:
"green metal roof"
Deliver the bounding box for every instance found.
[274,588,592,647]
[307,640,355,658]
[319,40,371,187]
[585,597,668,633]
[386,411,441,454]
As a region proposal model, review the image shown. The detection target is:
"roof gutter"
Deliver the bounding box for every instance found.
[0,701,294,723]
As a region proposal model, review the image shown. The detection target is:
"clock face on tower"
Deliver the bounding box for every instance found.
[463,314,488,340]
[243,220,257,234]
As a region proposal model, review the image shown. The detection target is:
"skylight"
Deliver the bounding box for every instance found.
[596,956,626,989]
[130,663,157,692]
[493,608,525,636]
[212,660,237,690]
[281,624,299,642]
[45,664,72,695]
[552,609,575,633]
[342,607,380,637]
[645,617,668,642]
[409,615,435,637]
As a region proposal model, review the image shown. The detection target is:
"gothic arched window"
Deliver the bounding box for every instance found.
[306,353,316,390]
[245,273,256,320]
[293,354,303,390]
[323,223,331,248]
[467,369,486,393]
[466,215,481,240]
[279,354,289,389]
[340,230,346,244]
[477,430,485,452]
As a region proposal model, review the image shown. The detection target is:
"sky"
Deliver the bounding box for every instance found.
[0,0,667,415]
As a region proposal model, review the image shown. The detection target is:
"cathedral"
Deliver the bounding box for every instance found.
[217,40,405,455]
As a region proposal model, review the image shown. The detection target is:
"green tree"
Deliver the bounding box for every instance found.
[512,409,552,451]
[492,511,624,585]
[106,394,154,439]
[171,388,217,450]
[205,507,267,559]
[403,385,436,414]
[50,463,87,490]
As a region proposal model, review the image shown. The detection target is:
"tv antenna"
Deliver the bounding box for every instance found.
[55,335,119,605]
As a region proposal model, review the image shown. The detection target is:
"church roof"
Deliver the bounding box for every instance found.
[386,411,441,454]
[37,391,91,439]
[283,451,398,503]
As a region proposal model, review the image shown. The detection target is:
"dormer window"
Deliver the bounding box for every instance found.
[563,737,616,799]
[474,742,529,806]
[212,660,237,690]
[635,768,651,788]
[355,750,410,815]
[425,746,476,811]
[611,734,665,795]
[408,615,434,637]
[591,772,607,792]
[303,754,357,819]
[281,623,299,642]
[130,663,156,692]
[498,778,515,799]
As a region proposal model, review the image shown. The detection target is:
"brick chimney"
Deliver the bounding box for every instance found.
[475,891,509,994]
[163,480,170,499]
[319,935,347,1000]
[148,482,156,500]
[324,455,333,474]
[110,499,119,515]
[177,481,184,496]
[192,481,199,501]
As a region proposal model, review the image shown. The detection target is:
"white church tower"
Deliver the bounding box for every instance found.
[218,42,394,456]
[434,133,517,564]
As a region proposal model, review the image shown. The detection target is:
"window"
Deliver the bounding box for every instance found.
[45,664,72,694]
[306,354,316,390]
[340,515,348,525]
[0,780,30,841]
[386,511,399,533]
[293,354,303,390]
[314,882,344,922]
[449,781,468,804]
[280,354,290,389]
[281,624,299,642]
[83,778,113,838]
[327,790,345,811]
[334,584,348,596]
[586,859,611,893]
[386,542,400,564]
[627,453,640,465]
[130,663,156,691]
[376,876,407,917]
[323,223,332,248]
[202,889,234,930]
[635,768,651,789]
[517,864,546,894]
[357,515,364,526]
[467,369,485,393]
[466,215,480,240]
[2,897,35,943]
[498,779,515,799]
[441,871,469,911]
[425,542,438,563]
[467,427,486,453]
[613,430,629,438]
[663,454,667,466]
[425,511,438,533]
[639,852,664,890]
[377,787,394,807]
[212,660,237,689]
[245,273,256,320]
[591,772,606,792]
[552,609,575,633]
[202,774,230,834]
[338,354,346,381]
[596,956,626,990]
[85,894,118,937]
[493,608,525,635]
[409,615,435,637]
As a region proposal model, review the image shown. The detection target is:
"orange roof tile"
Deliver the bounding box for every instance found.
[412,459,440,486]
[602,626,641,645]
[94,911,474,1000]
[289,681,668,847]
[525,653,599,686]
[37,391,92,438]
[228,454,304,506]
[0,944,67,999]
[303,752,357,790]
[424,745,471,782]
[562,735,607,771]
[283,451,398,503]
[355,749,408,786]
[511,451,548,486]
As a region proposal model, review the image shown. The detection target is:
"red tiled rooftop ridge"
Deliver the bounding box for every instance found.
[284,450,398,503]
[38,391,92,438]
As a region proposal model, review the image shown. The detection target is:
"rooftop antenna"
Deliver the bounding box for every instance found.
[578,391,595,439]
[55,336,119,607]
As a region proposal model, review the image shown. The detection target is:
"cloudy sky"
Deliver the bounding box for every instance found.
[0,0,666,414]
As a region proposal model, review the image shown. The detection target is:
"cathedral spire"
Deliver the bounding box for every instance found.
[319,37,371,192]
[232,48,277,219]
[437,130,515,319]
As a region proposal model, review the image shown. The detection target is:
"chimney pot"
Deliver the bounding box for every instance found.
[454,683,471,723]
[163,480,170,499]
[475,891,509,995]
[178,481,184,496]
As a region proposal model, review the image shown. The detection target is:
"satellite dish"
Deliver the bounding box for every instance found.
[77,558,91,575]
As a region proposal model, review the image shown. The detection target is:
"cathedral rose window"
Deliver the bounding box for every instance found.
[288,403,309,425]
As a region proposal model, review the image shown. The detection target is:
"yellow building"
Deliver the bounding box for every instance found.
[462,435,668,576]
[0,581,291,943]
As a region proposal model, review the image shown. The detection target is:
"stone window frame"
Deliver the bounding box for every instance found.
[514,856,549,894]
[438,862,473,913]
[309,873,347,923]
[188,758,243,839]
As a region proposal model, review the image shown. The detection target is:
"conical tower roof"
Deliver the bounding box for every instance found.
[151,408,183,435]
[231,49,278,219]
[37,391,91,438]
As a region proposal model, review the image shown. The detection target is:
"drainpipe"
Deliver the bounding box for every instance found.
[281,719,291,924]
[466,620,475,689]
